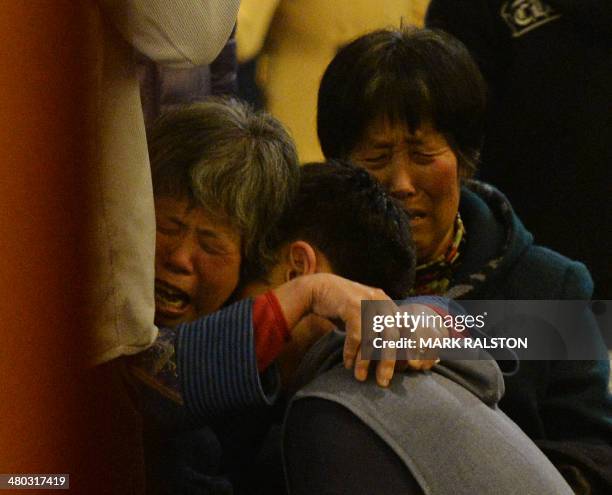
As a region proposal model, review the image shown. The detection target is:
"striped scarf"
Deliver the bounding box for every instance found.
[410,214,466,296]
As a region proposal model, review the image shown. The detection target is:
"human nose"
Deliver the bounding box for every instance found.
[161,236,195,275]
[388,154,417,200]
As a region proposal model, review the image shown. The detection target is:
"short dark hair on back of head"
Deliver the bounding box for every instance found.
[273,160,416,300]
[317,27,487,177]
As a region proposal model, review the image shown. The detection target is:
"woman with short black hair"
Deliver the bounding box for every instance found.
[315,26,611,492]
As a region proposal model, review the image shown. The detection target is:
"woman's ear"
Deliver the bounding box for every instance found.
[285,241,318,280]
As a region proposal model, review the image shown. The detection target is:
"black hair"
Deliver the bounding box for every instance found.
[317,27,486,177]
[272,160,415,300]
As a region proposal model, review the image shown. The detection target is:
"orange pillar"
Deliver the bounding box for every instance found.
[0,1,93,492]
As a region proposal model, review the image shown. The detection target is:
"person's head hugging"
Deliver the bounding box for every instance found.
[238,159,416,386]
[317,28,486,268]
[149,98,299,327]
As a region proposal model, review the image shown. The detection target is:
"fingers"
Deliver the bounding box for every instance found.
[343,320,361,370]
[374,324,397,387]
[346,337,439,386]
[352,350,395,388]
[375,357,395,387]
[354,354,436,387]
[307,274,446,386]
[353,349,369,382]
[345,296,399,387]
[350,338,397,388]
[406,358,440,371]
[405,343,440,371]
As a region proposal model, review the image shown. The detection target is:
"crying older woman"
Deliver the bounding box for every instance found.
[316,27,612,491]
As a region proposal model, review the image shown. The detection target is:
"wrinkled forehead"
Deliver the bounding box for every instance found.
[357,116,440,147]
[154,194,240,236]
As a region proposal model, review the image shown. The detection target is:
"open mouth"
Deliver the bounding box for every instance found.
[155,279,191,315]
[406,210,426,222]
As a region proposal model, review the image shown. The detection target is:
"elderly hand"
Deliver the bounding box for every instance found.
[273,273,434,387]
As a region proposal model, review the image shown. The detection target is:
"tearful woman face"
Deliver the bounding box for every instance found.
[153,196,242,327]
[350,118,461,264]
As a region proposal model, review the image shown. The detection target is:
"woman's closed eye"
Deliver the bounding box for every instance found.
[197,237,231,256]
[156,215,187,236]
[411,146,451,164]
[361,153,391,169]
[411,151,438,164]
[156,223,181,236]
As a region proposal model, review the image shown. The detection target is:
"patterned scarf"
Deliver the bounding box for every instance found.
[410,214,466,296]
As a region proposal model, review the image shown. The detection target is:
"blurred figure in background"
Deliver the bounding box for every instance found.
[138,30,238,128]
[235,0,430,162]
[426,0,612,301]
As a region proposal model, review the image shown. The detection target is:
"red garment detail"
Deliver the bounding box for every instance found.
[253,291,291,372]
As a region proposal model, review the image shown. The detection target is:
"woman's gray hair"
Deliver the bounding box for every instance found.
[148,97,300,279]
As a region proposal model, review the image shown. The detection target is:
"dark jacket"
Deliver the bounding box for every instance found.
[449,181,612,491]
[427,0,612,299]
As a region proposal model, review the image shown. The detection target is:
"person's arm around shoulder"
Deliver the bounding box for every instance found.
[177,297,281,420]
[131,274,437,424]
[128,296,282,427]
[273,274,401,388]
[98,0,240,66]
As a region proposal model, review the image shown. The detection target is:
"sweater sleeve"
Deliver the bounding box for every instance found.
[177,298,281,420]
[253,291,291,372]
[98,0,240,66]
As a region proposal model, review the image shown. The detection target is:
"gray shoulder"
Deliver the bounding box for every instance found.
[289,365,572,495]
